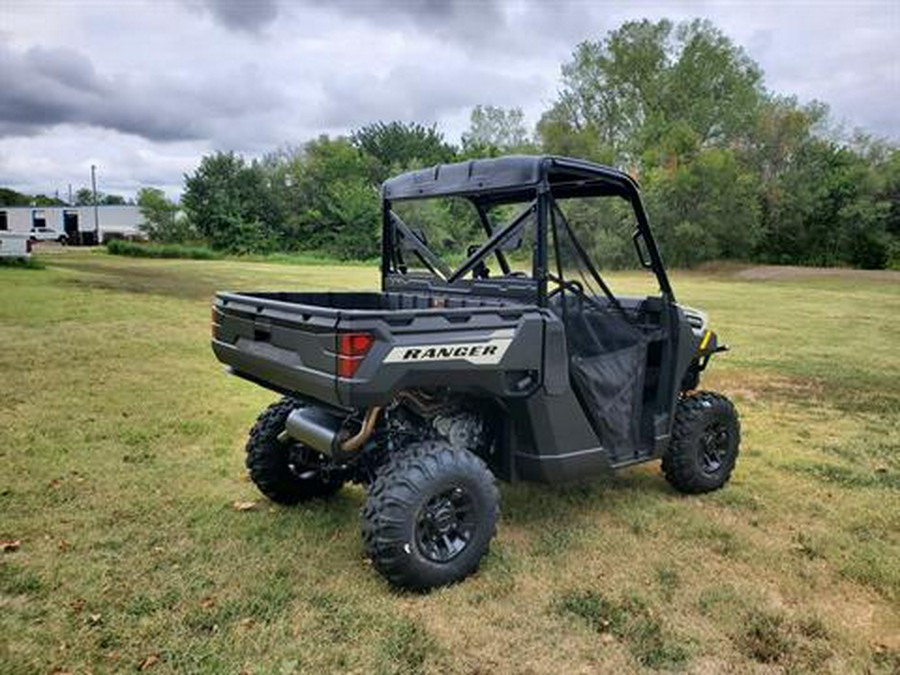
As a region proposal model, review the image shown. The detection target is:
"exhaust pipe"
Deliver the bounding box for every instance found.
[282,406,382,456]
[284,407,341,455]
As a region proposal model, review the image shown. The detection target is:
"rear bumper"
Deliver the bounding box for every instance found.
[211,339,339,407]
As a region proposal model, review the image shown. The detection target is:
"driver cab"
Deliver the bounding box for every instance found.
[382,156,690,465]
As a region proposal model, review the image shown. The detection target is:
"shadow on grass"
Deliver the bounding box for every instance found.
[0,257,45,270]
[500,466,673,528]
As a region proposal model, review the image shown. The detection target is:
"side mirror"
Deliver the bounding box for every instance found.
[632,230,652,269]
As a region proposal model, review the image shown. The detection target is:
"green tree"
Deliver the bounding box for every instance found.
[32,194,66,206]
[74,187,95,206]
[868,147,900,243]
[285,136,381,258]
[461,105,534,156]
[539,19,763,167]
[351,121,456,181]
[757,138,893,268]
[0,188,31,206]
[137,188,190,242]
[644,149,761,266]
[182,152,275,253]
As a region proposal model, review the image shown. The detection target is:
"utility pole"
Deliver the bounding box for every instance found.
[91,164,99,245]
[68,183,73,205]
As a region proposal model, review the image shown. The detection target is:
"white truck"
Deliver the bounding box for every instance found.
[0,232,32,259]
[29,226,68,244]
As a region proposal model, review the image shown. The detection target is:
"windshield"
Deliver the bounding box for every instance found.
[383,186,669,303]
[388,196,537,282]
[550,193,663,300]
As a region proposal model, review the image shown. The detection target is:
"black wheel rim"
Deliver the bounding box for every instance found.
[700,422,730,474]
[414,486,476,563]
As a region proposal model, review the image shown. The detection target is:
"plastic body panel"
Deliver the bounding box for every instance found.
[508,389,608,482]
[212,291,555,408]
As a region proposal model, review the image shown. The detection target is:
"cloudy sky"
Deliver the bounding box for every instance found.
[1,0,897,199]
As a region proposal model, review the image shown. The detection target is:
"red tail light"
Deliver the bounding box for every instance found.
[336,332,374,378]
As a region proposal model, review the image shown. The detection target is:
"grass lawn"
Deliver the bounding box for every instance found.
[1,249,898,674]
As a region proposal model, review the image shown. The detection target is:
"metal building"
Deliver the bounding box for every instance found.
[0,205,145,244]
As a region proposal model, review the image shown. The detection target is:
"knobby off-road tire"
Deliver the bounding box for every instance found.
[361,441,500,591]
[663,391,741,494]
[245,397,343,505]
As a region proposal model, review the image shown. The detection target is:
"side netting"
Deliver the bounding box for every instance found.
[567,306,648,454]
[547,198,651,458]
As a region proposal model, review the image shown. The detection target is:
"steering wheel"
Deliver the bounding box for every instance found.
[547,277,583,294]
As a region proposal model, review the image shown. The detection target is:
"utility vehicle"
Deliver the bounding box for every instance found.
[211,155,740,590]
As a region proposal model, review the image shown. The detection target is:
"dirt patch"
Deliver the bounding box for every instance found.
[52,259,220,301]
[715,367,900,415]
[714,370,826,406]
[734,265,900,283]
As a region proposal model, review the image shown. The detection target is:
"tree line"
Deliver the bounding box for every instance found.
[13,19,899,269]
[0,187,132,207]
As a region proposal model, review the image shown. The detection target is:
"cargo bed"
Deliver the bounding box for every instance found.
[211,290,546,409]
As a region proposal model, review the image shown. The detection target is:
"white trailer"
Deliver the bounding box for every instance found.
[0,232,32,259]
[0,205,146,244]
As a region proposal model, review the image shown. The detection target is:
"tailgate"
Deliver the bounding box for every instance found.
[211,292,342,407]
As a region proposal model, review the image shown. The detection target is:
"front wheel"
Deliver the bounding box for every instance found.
[662,391,740,494]
[361,441,499,591]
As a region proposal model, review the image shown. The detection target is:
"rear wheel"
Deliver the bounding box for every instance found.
[361,440,499,591]
[662,391,740,494]
[245,397,343,505]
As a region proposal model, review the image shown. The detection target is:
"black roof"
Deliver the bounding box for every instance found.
[382,155,639,203]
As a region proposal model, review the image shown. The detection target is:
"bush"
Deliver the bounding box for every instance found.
[0,257,45,269]
[889,240,900,270]
[242,251,379,266]
[106,240,220,260]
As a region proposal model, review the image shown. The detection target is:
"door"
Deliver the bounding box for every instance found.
[32,209,47,230]
[64,211,79,244]
[546,195,680,466]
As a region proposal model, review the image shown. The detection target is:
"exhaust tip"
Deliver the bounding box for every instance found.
[283,407,342,456]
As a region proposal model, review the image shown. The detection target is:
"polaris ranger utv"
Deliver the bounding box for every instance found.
[211,155,739,590]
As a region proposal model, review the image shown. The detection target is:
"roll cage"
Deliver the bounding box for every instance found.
[380,155,675,306]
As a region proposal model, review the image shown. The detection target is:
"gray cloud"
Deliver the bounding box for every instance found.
[0,43,285,143]
[0,44,202,141]
[311,0,507,44]
[316,63,543,129]
[188,0,280,34]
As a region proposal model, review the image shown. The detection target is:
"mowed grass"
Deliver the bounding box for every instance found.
[1,249,898,674]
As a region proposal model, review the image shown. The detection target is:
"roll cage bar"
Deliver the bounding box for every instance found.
[380,155,675,305]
